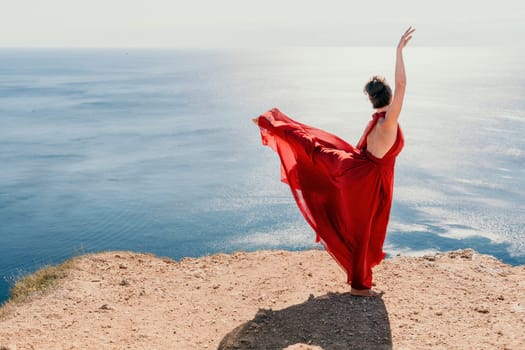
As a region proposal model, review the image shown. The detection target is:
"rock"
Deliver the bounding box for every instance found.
[448,249,475,260]
[474,306,489,314]
[99,304,114,311]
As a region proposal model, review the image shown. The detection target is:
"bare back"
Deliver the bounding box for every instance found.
[366,116,398,159]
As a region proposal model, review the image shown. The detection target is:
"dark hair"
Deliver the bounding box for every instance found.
[364,76,392,109]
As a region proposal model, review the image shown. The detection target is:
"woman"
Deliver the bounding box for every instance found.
[253,27,415,297]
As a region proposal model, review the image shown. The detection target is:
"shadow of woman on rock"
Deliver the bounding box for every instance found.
[218,292,392,350]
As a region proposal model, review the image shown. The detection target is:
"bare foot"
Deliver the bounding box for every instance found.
[350,288,384,297]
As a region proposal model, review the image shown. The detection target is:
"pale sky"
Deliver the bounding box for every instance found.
[0,0,523,47]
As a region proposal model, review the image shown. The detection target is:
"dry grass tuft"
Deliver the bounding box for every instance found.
[0,258,77,319]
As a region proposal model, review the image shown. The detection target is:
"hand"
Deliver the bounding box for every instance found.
[397,26,415,51]
[252,117,259,125]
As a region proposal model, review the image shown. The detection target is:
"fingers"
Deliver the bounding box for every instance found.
[398,27,415,48]
[403,27,416,38]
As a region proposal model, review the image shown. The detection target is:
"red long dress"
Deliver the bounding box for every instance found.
[255,108,404,289]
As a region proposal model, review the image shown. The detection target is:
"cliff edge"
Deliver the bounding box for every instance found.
[0,249,524,349]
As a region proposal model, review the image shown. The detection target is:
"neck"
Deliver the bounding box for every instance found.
[376,106,389,113]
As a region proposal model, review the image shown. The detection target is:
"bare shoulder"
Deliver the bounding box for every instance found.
[377,116,398,132]
[374,117,398,143]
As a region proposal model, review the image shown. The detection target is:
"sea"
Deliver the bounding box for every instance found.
[0,47,524,304]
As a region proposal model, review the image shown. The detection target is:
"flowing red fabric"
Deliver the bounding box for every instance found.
[255,108,404,289]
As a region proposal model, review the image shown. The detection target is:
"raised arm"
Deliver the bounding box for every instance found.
[384,27,415,128]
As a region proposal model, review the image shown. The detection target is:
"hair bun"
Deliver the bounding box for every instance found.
[363,75,392,109]
[366,77,386,97]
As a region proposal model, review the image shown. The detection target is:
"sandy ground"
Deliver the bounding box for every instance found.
[0,248,524,350]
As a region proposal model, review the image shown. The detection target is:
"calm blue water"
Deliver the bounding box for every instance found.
[0,47,524,304]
